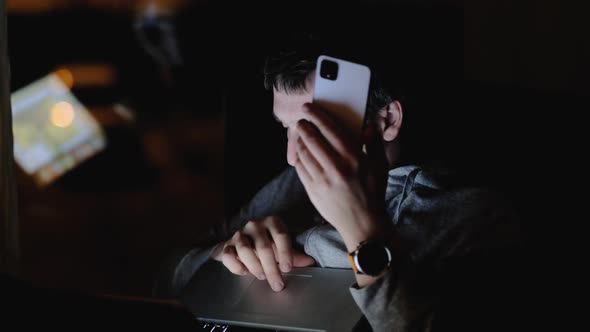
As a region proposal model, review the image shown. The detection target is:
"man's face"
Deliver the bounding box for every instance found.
[273,77,401,168]
[272,87,313,166]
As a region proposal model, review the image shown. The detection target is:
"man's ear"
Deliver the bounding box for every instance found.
[377,101,403,142]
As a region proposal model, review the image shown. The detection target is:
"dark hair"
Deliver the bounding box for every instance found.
[263,50,400,117]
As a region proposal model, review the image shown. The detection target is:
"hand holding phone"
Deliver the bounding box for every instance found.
[298,56,387,262]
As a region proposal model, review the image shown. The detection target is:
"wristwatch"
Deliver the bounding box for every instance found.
[348,240,392,277]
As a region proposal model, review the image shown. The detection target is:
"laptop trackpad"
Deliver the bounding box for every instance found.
[234,273,313,316]
[233,270,354,321]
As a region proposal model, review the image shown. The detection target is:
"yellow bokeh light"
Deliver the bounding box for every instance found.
[54,68,74,89]
[51,102,75,128]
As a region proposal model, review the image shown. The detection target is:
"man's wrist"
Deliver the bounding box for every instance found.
[337,213,391,253]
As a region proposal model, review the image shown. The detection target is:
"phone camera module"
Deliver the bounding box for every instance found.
[320,59,338,81]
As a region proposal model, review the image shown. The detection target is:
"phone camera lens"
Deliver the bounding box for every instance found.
[320,59,338,81]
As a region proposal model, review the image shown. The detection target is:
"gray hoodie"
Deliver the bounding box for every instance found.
[163,165,521,331]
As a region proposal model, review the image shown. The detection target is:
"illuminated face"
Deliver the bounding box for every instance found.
[272,74,402,168]
[272,87,314,166]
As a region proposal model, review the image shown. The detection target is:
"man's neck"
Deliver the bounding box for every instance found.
[385,140,401,169]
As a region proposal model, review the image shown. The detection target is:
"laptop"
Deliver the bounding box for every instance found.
[180,261,363,332]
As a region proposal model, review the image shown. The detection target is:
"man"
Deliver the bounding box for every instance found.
[212,52,405,291]
[161,51,522,331]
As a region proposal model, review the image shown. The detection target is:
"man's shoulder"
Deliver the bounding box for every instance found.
[387,164,514,215]
[389,165,522,260]
[389,164,500,193]
[388,164,456,189]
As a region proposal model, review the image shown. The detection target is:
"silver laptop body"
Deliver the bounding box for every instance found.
[180,261,363,332]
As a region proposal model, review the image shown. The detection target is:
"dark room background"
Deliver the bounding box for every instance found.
[4,0,580,303]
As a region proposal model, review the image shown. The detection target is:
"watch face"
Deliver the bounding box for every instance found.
[357,242,391,276]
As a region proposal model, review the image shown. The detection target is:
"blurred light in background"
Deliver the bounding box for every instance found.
[50,101,75,128]
[11,73,106,186]
[6,0,70,13]
[7,0,190,14]
[54,68,74,89]
[54,63,117,88]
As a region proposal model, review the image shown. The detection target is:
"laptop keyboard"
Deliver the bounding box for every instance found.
[199,321,287,332]
[199,322,229,331]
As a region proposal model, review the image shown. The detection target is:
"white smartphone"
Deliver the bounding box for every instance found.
[313,55,371,138]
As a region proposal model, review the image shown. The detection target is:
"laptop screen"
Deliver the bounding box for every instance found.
[11,73,105,186]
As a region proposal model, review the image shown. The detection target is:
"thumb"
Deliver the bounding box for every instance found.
[293,251,315,267]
